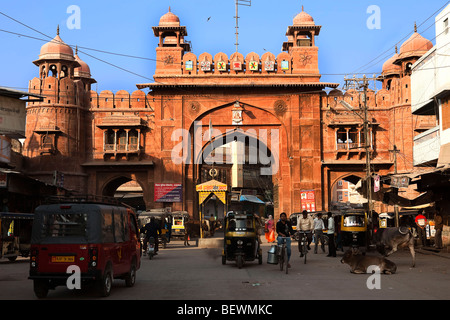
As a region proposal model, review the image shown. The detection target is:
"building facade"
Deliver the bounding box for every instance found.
[24,7,434,220]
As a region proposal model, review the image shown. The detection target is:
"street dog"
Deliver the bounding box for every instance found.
[341,249,397,274]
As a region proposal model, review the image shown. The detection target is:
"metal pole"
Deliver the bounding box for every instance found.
[235,0,239,53]
[363,75,373,237]
[393,145,399,227]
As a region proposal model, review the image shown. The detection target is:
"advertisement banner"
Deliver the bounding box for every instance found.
[154,183,182,203]
[300,190,316,212]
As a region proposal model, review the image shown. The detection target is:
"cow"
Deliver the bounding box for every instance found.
[374,226,415,268]
[341,249,397,274]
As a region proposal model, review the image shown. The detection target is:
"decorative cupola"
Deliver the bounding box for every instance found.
[282,6,321,77]
[152,7,191,75]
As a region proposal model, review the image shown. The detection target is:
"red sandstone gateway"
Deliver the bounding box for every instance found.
[29,200,141,298]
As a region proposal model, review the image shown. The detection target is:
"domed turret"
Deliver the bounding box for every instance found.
[399,24,433,59]
[382,47,401,76]
[74,47,91,78]
[293,6,315,26]
[159,7,180,27]
[37,26,75,62]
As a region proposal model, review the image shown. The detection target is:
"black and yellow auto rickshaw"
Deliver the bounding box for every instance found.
[337,209,368,252]
[1,212,34,261]
[222,211,262,269]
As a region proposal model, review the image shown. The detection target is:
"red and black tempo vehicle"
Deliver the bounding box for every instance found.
[29,198,141,298]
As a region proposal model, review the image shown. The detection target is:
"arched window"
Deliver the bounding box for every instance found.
[336,128,347,150]
[48,65,58,78]
[129,130,139,150]
[405,62,412,74]
[104,129,115,151]
[117,130,127,151]
[60,65,68,79]
[386,79,392,90]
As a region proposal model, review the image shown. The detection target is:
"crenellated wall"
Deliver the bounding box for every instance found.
[156,48,320,83]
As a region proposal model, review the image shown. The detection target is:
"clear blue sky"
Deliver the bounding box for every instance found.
[0,0,447,93]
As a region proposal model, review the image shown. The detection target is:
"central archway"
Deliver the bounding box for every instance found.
[101,175,147,211]
[183,100,290,221]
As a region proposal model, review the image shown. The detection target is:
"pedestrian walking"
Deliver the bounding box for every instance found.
[326,212,336,257]
[265,215,275,243]
[184,218,192,246]
[434,207,444,249]
[415,210,427,247]
[313,212,325,254]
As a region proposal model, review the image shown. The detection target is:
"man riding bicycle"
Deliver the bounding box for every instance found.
[276,212,294,268]
[296,210,313,257]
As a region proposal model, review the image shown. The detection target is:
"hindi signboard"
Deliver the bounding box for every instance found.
[154,183,182,203]
[300,190,316,212]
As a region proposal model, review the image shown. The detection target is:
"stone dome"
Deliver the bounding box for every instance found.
[399,32,433,57]
[382,52,401,75]
[39,32,74,59]
[159,7,180,26]
[74,51,91,78]
[293,7,315,26]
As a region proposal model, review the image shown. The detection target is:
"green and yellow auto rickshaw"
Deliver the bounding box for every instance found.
[222,211,262,269]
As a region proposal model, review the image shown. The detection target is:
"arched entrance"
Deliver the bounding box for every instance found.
[185,102,284,221]
[101,175,146,211]
[329,174,365,211]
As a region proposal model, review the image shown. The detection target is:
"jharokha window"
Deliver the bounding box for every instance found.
[335,126,373,151]
[103,129,141,154]
[39,133,56,154]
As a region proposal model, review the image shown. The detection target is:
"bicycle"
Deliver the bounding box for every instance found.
[298,231,310,264]
[277,237,290,274]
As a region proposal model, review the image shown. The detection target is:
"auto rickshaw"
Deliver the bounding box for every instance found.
[337,209,368,252]
[1,212,34,261]
[171,211,189,240]
[222,211,262,269]
[138,210,172,248]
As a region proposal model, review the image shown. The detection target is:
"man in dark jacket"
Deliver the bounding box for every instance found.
[434,207,444,249]
[142,217,161,254]
[276,212,294,268]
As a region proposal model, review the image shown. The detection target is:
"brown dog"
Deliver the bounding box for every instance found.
[341,249,397,274]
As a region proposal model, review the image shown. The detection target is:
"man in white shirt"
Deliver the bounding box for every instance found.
[297,210,313,256]
[326,212,336,257]
[313,213,325,254]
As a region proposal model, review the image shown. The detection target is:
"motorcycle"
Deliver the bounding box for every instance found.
[147,237,156,259]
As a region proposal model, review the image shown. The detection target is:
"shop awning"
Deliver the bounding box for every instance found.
[239,195,264,204]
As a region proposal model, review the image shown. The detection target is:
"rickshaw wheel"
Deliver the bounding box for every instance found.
[237,255,244,269]
[258,254,262,265]
[33,279,49,299]
[222,255,226,265]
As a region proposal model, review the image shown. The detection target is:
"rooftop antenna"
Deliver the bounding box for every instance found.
[234,0,251,52]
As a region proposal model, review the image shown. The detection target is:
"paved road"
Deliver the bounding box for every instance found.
[1,240,449,301]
